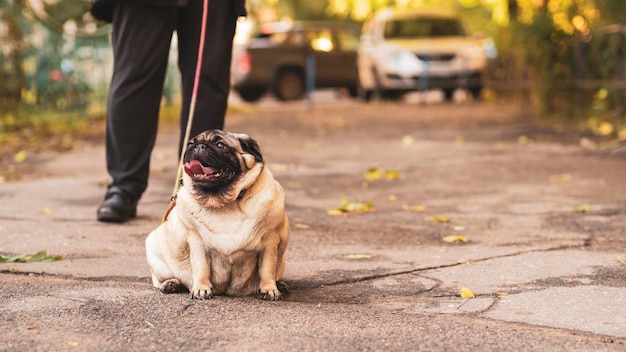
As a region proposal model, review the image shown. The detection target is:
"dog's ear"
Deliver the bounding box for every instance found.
[239,136,263,162]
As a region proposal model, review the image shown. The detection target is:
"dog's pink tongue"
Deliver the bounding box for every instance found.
[184,160,217,177]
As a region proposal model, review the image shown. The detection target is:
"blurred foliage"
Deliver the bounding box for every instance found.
[2,0,626,153]
[0,0,113,168]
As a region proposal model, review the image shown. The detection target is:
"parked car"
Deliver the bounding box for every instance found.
[358,9,495,101]
[232,21,360,102]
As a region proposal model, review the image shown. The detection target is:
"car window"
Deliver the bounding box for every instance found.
[384,18,464,39]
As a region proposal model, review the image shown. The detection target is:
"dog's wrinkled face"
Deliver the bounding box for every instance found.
[182,129,263,204]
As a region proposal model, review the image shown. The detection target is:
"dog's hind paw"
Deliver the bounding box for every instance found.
[190,287,213,300]
[277,280,289,295]
[160,279,187,294]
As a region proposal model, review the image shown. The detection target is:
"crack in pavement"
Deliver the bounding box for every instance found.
[317,240,590,288]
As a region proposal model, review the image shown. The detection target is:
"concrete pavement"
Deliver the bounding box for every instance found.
[1,97,625,351]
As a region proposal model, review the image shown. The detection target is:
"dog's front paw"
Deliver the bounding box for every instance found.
[190,286,213,300]
[258,287,283,301]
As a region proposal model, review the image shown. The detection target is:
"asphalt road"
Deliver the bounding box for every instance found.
[1,94,625,351]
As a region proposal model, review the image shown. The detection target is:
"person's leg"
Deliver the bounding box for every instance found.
[176,0,238,150]
[98,2,178,222]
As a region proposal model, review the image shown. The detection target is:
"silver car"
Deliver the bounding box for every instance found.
[358,9,495,101]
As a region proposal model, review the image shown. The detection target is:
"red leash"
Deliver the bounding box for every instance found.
[163,0,210,223]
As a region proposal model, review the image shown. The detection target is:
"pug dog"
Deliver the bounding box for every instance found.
[145,129,289,300]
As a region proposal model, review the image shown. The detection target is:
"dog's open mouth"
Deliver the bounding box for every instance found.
[184,160,222,180]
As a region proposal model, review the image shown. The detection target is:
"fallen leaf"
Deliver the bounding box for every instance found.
[364,167,401,181]
[13,150,27,163]
[459,287,475,298]
[549,174,572,183]
[442,235,469,243]
[452,225,466,231]
[294,223,310,229]
[403,204,426,212]
[364,167,383,181]
[344,253,377,260]
[455,136,465,145]
[384,170,401,180]
[497,291,509,296]
[388,194,398,201]
[572,205,592,213]
[432,215,450,223]
[402,135,415,146]
[618,256,626,266]
[0,250,63,263]
[41,208,54,215]
[328,196,374,215]
[517,135,532,145]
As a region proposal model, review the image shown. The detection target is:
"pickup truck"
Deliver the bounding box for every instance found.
[232,21,361,102]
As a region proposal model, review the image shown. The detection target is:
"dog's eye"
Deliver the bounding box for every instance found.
[216,142,225,149]
[187,141,194,149]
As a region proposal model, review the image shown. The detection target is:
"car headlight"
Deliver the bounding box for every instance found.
[460,44,486,59]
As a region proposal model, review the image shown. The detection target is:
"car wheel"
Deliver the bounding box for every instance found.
[380,90,404,101]
[360,89,374,102]
[274,69,305,101]
[347,85,359,98]
[469,87,482,100]
[237,88,265,102]
[443,88,455,102]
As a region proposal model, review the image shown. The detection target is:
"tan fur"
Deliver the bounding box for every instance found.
[145,132,289,300]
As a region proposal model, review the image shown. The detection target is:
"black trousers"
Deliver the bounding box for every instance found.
[105,0,237,201]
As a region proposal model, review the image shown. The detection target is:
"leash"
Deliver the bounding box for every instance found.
[162,0,210,223]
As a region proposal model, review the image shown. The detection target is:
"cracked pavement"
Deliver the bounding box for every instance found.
[1,96,625,351]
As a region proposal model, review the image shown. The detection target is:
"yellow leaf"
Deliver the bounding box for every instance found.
[432,215,450,223]
[455,136,465,145]
[549,174,571,183]
[403,204,426,212]
[459,287,475,298]
[294,223,310,229]
[384,170,401,180]
[442,235,468,243]
[497,291,509,296]
[402,135,415,146]
[517,135,532,145]
[344,253,376,260]
[618,256,626,266]
[364,167,383,181]
[40,208,54,215]
[13,150,27,163]
[329,196,374,214]
[364,168,401,181]
[572,205,591,213]
[388,194,398,201]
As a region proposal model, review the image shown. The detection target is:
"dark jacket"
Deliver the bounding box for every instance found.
[90,0,247,23]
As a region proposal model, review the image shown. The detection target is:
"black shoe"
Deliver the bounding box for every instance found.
[97,189,137,223]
